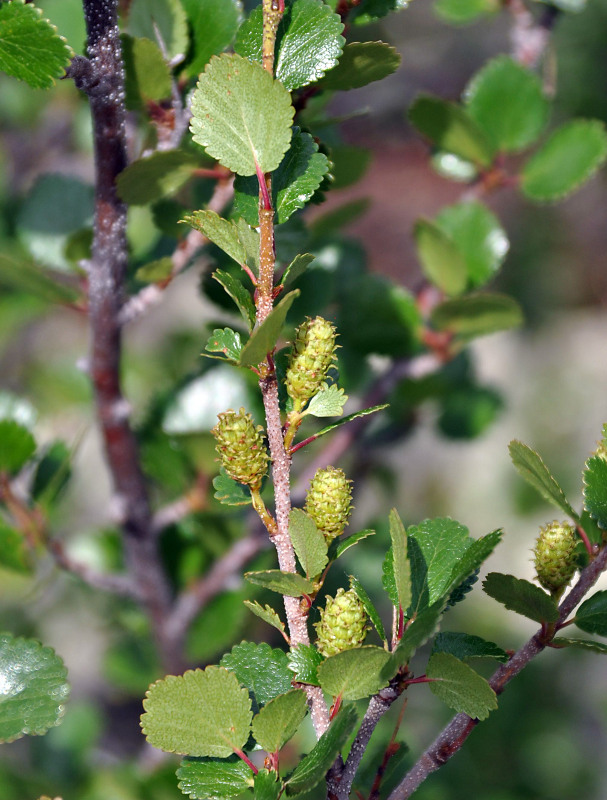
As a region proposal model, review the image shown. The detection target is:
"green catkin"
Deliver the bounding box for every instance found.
[212,408,268,489]
[286,317,337,407]
[534,520,577,594]
[315,587,368,657]
[304,466,353,542]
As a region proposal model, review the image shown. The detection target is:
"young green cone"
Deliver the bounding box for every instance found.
[315,587,368,658]
[286,317,337,409]
[304,466,353,542]
[534,520,577,595]
[212,408,268,489]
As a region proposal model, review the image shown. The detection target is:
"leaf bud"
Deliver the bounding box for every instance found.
[315,587,368,658]
[212,408,268,489]
[534,520,577,595]
[286,317,337,408]
[304,465,353,542]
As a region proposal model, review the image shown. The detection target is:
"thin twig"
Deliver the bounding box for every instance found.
[48,537,139,598]
[507,0,559,69]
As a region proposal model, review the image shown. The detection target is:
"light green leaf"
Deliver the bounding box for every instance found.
[482,572,558,623]
[521,119,607,202]
[431,293,523,338]
[181,0,242,78]
[239,290,300,368]
[552,637,607,654]
[382,548,398,607]
[335,528,375,559]
[244,569,314,597]
[465,56,550,152]
[414,219,467,297]
[118,151,200,206]
[135,257,173,284]
[141,667,252,757]
[190,53,294,177]
[128,0,188,60]
[0,420,36,474]
[389,509,412,614]
[583,455,607,529]
[321,41,400,91]
[408,95,495,168]
[304,404,388,443]
[382,599,448,677]
[349,575,387,642]
[122,36,172,109]
[177,756,254,800]
[426,652,497,720]
[305,384,348,418]
[318,646,390,701]
[289,508,328,579]
[236,0,345,91]
[212,468,252,506]
[286,704,358,796]
[282,253,315,287]
[432,632,509,663]
[221,642,293,707]
[234,129,330,225]
[235,218,260,276]
[574,591,607,636]
[434,202,509,288]
[243,601,287,640]
[434,0,499,25]
[0,0,72,89]
[213,270,256,330]
[287,644,323,686]
[0,634,69,743]
[252,690,307,752]
[508,440,578,520]
[255,769,282,800]
[0,521,31,574]
[204,328,243,364]
[183,210,247,266]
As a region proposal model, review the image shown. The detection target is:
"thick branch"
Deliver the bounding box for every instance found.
[387,543,607,800]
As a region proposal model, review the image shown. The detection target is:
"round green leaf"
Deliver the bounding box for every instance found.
[426,652,497,720]
[317,646,391,700]
[414,219,467,296]
[575,591,607,636]
[141,667,252,757]
[177,756,254,800]
[0,521,31,574]
[0,419,36,474]
[434,0,499,25]
[321,41,401,91]
[434,201,509,288]
[128,0,188,60]
[181,0,242,78]
[521,119,607,202]
[190,53,294,176]
[122,35,172,109]
[251,689,307,752]
[465,56,550,152]
[0,634,69,743]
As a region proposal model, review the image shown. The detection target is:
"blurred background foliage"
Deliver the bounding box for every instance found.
[1,0,607,797]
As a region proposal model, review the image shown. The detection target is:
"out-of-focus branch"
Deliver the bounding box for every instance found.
[48,537,139,598]
[386,543,607,800]
[507,0,560,70]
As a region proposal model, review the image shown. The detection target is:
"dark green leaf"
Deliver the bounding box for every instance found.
[310,198,370,238]
[191,53,294,176]
[350,0,408,23]
[389,508,412,614]
[128,0,188,60]
[0,522,31,574]
[328,145,372,190]
[583,455,607,529]
[438,386,503,439]
[182,0,241,78]
[0,420,36,474]
[184,210,247,266]
[177,756,254,800]
[447,529,503,599]
[0,0,72,89]
[235,218,260,276]
[282,253,315,287]
[426,652,497,720]
[255,769,282,800]
[141,667,252,757]
[434,202,509,288]
[122,35,171,109]
[0,255,79,304]
[288,644,323,686]
[521,120,607,202]
[239,290,300,367]
[306,404,388,443]
[482,572,558,623]
[213,270,256,330]
[289,508,328,579]
[552,637,607,654]
[117,151,200,205]
[408,95,495,167]
[221,642,293,707]
[245,569,314,597]
[286,704,358,795]
[349,575,387,642]
[318,646,390,700]
[31,440,71,504]
[382,547,398,606]
[212,468,252,506]
[305,384,348,418]
[414,219,467,296]
[321,41,400,91]
[465,56,550,152]
[252,690,307,752]
[509,440,578,519]
[432,632,509,663]
[574,591,607,636]
[432,293,523,337]
[335,528,375,559]
[383,599,448,677]
[434,0,499,25]
[203,328,243,364]
[0,633,69,743]
[243,601,287,639]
